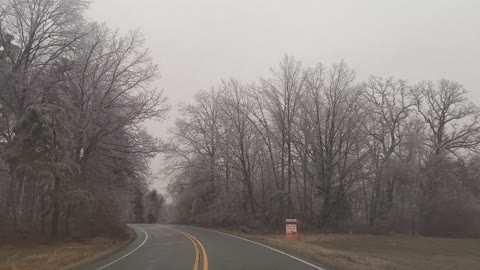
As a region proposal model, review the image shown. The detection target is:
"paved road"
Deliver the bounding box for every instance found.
[79,224,327,270]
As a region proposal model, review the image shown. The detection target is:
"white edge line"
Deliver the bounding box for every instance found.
[185,226,326,270]
[95,226,148,270]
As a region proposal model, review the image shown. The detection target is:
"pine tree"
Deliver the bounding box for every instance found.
[2,103,79,238]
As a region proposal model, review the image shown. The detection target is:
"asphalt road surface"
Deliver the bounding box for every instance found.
[79,224,327,270]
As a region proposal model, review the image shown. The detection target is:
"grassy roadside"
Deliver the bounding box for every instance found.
[0,227,135,270]
[214,228,480,270]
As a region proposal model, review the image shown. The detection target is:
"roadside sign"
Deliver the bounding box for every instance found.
[285,218,300,239]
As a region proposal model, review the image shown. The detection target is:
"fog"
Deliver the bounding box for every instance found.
[87,0,480,191]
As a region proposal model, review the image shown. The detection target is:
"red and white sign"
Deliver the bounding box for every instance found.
[285,218,300,239]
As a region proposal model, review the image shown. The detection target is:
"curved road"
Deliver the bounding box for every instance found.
[79,224,327,270]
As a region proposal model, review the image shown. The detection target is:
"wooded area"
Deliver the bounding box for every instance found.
[0,0,166,239]
[166,56,480,237]
[1,0,479,242]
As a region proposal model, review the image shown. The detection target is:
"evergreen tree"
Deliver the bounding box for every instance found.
[2,103,79,238]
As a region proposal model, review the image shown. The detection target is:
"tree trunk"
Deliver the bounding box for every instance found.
[51,177,60,239]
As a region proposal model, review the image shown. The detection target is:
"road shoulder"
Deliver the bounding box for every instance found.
[62,226,137,270]
[0,227,135,270]
[198,227,480,270]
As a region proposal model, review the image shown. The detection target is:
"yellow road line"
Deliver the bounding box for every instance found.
[172,228,208,270]
[183,231,209,270]
[176,230,200,270]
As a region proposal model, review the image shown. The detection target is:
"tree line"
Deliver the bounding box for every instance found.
[0,0,166,239]
[167,56,480,237]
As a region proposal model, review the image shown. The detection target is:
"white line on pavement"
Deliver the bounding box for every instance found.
[191,226,327,270]
[95,226,149,270]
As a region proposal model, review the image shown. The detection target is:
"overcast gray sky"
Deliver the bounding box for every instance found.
[87,0,480,192]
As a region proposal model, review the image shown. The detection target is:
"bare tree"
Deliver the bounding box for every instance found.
[412,80,480,234]
[260,55,305,218]
[218,79,260,215]
[362,77,413,226]
[304,61,367,227]
[413,80,480,155]
[0,0,88,120]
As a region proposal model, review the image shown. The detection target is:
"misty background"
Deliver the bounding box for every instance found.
[1,1,480,266]
[87,0,480,193]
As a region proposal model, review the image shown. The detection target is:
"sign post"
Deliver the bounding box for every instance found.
[285,218,300,239]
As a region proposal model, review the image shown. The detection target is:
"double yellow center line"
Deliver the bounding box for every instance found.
[174,229,209,270]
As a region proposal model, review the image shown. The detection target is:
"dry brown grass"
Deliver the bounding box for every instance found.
[226,231,480,270]
[0,230,134,270]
